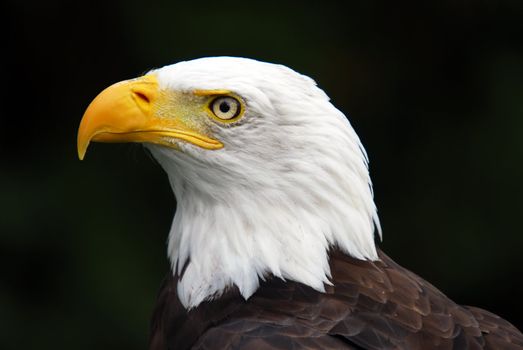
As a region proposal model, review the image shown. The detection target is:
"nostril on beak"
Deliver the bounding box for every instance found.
[133,90,150,104]
[131,88,155,114]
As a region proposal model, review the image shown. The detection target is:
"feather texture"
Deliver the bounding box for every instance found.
[147,57,380,308]
[149,249,523,350]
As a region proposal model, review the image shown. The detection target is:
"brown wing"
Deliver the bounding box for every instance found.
[466,306,523,349]
[149,249,523,350]
[326,250,523,349]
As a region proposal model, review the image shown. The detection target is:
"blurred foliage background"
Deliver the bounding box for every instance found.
[2,0,523,349]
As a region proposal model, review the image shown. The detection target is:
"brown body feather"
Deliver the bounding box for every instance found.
[149,250,523,350]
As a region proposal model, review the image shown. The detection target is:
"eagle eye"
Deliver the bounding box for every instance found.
[210,96,241,121]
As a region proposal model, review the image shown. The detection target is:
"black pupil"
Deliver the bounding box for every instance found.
[219,101,231,113]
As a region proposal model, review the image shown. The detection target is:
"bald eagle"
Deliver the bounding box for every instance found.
[78,57,523,349]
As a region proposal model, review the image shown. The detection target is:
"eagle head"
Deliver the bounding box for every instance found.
[78,57,381,308]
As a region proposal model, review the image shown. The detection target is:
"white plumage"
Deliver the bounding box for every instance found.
[147,57,381,308]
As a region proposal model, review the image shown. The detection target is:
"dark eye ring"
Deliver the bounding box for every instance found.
[210,96,241,120]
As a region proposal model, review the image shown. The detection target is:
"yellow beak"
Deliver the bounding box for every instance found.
[77,75,223,160]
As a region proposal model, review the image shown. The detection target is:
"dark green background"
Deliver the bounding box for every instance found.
[2,1,522,349]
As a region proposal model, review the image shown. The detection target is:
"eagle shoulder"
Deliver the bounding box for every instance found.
[149,250,523,350]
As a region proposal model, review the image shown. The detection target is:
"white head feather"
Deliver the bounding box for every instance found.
[146,57,381,309]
